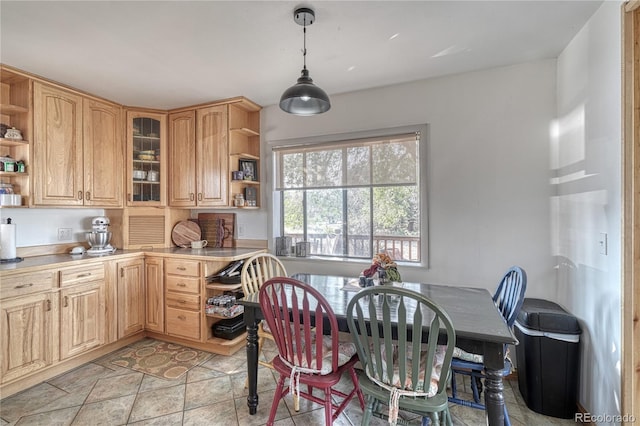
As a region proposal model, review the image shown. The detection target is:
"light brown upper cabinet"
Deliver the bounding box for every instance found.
[33,82,123,207]
[168,105,228,207]
[0,66,32,207]
[228,100,261,208]
[126,110,167,206]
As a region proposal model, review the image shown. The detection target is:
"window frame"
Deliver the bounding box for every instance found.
[270,124,429,267]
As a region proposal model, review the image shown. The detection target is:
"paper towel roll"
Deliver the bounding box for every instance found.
[0,222,17,260]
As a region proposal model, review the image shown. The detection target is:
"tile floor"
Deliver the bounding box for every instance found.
[1,339,578,425]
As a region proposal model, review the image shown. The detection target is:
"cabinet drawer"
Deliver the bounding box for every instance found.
[60,264,105,287]
[166,292,200,311]
[0,271,57,299]
[166,275,200,294]
[165,259,200,277]
[166,307,200,340]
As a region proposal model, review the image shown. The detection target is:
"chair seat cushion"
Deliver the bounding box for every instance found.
[281,335,357,376]
[452,347,484,363]
[452,346,511,364]
[368,344,447,398]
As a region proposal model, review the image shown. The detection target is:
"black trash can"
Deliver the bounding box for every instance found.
[515,298,581,419]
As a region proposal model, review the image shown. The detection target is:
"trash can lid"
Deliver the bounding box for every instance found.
[516,298,581,334]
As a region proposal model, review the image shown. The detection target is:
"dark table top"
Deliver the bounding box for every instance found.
[238,274,516,348]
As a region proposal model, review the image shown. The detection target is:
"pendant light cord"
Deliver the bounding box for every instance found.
[302,17,307,71]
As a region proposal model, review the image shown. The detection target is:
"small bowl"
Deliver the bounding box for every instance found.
[132,170,147,180]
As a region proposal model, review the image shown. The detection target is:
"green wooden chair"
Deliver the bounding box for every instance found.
[346,286,456,426]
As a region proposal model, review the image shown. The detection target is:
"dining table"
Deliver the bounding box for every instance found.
[238,273,517,426]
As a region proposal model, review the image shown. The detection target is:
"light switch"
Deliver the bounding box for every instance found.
[599,232,608,255]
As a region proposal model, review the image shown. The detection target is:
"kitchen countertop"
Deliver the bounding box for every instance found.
[0,247,266,275]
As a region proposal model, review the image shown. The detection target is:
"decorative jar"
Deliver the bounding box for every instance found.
[4,127,22,140]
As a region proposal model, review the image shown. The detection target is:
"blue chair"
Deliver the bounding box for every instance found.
[448,266,527,425]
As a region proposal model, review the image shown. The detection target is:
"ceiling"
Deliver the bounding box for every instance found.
[0,1,603,110]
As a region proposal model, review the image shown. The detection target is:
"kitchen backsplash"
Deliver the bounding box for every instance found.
[0,208,104,247]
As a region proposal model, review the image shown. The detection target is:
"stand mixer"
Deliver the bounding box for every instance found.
[86,216,116,255]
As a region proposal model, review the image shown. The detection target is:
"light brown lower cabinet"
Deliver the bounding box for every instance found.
[0,250,262,398]
[164,258,201,340]
[117,258,145,338]
[59,282,105,360]
[0,291,58,384]
[144,257,164,333]
[59,264,106,360]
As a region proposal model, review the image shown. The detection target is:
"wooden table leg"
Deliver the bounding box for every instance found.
[245,306,259,415]
[484,367,506,425]
[483,342,506,426]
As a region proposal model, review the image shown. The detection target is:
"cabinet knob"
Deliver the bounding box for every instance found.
[86,191,91,200]
[198,193,202,201]
[177,282,186,287]
[78,191,83,200]
[177,266,186,271]
[178,315,186,321]
[128,193,132,202]
[64,296,69,307]
[189,193,194,201]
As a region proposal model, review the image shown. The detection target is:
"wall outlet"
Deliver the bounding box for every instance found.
[58,228,73,241]
[237,223,245,238]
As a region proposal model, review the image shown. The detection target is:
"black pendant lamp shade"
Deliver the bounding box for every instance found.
[280,7,331,115]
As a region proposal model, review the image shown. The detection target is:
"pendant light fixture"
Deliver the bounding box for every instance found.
[279,7,331,115]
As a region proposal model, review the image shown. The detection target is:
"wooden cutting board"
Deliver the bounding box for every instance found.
[171,220,202,248]
[198,213,235,247]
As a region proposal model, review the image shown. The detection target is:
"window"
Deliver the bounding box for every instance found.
[274,130,422,262]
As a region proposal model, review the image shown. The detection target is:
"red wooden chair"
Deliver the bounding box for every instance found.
[258,276,365,426]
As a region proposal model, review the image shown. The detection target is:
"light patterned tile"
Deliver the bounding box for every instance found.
[184,376,234,410]
[183,401,239,426]
[0,383,68,423]
[14,405,80,426]
[138,373,186,393]
[201,354,247,375]
[186,365,227,383]
[48,363,118,393]
[27,385,92,416]
[71,394,135,425]
[128,384,185,423]
[127,411,183,425]
[0,341,557,426]
[85,372,143,403]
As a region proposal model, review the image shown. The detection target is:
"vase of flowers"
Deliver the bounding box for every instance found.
[362,252,401,284]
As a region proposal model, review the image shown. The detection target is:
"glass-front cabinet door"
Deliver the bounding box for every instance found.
[126,110,167,206]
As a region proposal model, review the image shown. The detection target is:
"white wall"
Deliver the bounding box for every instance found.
[262,60,558,292]
[0,208,104,246]
[555,1,622,421]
